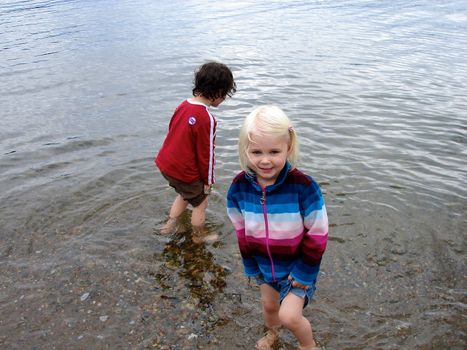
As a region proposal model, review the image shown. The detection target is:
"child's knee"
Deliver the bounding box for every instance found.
[261,298,279,315]
[278,308,302,329]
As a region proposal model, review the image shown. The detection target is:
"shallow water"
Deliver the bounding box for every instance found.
[1,0,466,349]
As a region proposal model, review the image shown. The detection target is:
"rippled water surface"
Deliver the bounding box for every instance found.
[1,1,466,349]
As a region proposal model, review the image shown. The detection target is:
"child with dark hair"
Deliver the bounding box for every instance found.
[155,61,236,243]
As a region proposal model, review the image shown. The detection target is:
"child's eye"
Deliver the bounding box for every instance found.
[251,150,261,155]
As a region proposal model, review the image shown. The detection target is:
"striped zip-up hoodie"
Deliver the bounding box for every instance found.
[226,162,328,286]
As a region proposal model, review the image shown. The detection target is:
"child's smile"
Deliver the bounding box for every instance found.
[247,134,290,188]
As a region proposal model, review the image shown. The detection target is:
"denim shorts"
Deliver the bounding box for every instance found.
[254,274,316,308]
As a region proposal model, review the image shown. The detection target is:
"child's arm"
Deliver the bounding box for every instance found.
[290,180,328,286]
[193,113,216,186]
[227,185,261,277]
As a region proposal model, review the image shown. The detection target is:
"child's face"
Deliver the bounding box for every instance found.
[247,133,290,188]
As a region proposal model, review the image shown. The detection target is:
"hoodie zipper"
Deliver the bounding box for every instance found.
[260,187,276,282]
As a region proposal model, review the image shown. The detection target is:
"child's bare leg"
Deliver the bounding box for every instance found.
[260,284,281,328]
[169,195,189,218]
[191,196,208,227]
[191,197,218,243]
[160,195,188,234]
[256,284,281,349]
[279,293,316,348]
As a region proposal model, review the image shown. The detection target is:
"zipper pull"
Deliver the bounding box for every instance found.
[260,191,265,205]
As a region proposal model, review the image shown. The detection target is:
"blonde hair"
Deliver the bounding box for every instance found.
[238,105,299,174]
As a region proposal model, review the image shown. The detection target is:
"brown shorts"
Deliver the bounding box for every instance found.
[161,173,207,207]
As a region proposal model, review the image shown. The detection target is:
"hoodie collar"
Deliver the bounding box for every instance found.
[245,161,291,192]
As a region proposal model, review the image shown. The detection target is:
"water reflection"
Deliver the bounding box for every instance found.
[155,215,227,308]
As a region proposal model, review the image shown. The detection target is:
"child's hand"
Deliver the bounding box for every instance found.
[204,184,213,195]
[288,275,309,290]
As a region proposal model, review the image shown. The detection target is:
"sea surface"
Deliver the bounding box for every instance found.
[1,0,466,349]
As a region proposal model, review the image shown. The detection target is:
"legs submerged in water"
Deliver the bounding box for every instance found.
[190,197,217,243]
[160,196,218,243]
[192,224,219,244]
[191,196,208,227]
[160,195,187,235]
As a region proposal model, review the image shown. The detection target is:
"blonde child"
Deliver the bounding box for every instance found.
[226,105,328,349]
[156,61,236,243]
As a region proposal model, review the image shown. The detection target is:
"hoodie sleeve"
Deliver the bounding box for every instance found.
[290,179,328,285]
[226,180,261,277]
[192,109,216,185]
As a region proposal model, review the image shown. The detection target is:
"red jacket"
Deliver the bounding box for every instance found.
[155,99,216,185]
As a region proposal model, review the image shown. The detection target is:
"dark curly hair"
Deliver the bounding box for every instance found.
[192,61,236,100]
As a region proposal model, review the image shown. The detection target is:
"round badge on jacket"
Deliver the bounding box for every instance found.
[188,116,197,125]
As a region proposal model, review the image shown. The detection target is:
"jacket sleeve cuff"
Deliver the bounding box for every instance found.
[290,259,321,285]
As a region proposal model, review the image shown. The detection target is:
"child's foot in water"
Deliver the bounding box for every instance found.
[297,340,321,350]
[192,225,219,244]
[256,326,280,350]
[160,217,179,235]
